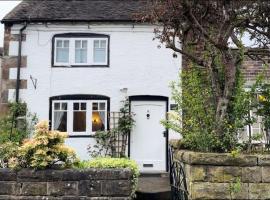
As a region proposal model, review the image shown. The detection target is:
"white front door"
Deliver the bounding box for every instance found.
[130,100,167,172]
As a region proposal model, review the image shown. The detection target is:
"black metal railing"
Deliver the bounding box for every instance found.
[169,146,189,200]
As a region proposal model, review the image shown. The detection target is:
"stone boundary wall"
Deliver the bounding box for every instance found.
[174,149,270,200]
[0,168,132,200]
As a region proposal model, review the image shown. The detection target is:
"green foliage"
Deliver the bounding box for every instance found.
[162,64,265,152]
[0,102,38,168]
[75,157,139,198]
[252,72,270,149]
[0,102,37,144]
[118,98,136,134]
[162,67,223,152]
[88,130,114,158]
[229,177,242,200]
[10,120,78,169]
[0,142,18,168]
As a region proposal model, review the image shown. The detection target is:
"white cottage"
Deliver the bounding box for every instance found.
[0,0,181,172]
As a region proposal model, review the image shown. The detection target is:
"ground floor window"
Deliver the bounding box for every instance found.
[52,100,108,135]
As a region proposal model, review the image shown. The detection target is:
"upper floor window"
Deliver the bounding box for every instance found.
[75,40,88,64]
[53,33,109,67]
[94,40,107,64]
[56,40,70,64]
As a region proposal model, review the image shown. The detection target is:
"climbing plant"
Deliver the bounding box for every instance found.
[88,98,135,157]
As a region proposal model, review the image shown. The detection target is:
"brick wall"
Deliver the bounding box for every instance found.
[0,25,27,117]
[174,149,270,200]
[241,54,270,83]
[0,168,132,200]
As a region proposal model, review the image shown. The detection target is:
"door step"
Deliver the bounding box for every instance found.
[135,176,171,200]
[140,171,169,178]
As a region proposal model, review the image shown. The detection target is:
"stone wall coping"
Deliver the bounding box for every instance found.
[174,149,270,166]
[0,168,132,182]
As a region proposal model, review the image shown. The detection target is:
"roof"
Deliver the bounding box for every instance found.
[1,0,147,24]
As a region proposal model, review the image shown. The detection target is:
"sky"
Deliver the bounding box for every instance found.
[0,0,21,47]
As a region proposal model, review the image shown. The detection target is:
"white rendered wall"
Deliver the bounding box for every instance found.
[8,23,181,159]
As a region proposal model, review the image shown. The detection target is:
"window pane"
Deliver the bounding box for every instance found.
[61,103,67,110]
[75,49,87,63]
[94,40,99,48]
[64,40,69,48]
[75,40,81,48]
[99,102,105,110]
[92,103,98,110]
[73,111,86,132]
[100,40,106,48]
[92,111,105,132]
[82,40,87,48]
[56,48,69,63]
[94,49,106,63]
[56,40,62,47]
[81,103,86,110]
[54,103,60,110]
[73,103,79,110]
[54,111,67,132]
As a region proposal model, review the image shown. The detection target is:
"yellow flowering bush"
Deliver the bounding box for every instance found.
[11,120,78,169]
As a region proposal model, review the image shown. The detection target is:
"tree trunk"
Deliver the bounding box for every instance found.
[215,51,236,136]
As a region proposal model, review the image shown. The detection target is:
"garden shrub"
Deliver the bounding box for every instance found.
[162,65,264,153]
[10,120,78,169]
[76,157,139,198]
[0,102,37,168]
[0,102,37,144]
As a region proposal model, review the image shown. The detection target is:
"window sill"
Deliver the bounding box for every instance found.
[52,65,109,68]
[68,134,96,138]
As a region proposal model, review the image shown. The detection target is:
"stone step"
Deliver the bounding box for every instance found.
[140,171,169,178]
[135,176,171,200]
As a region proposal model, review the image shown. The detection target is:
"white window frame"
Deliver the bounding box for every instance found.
[52,101,68,132]
[54,38,70,66]
[93,39,108,65]
[52,100,107,136]
[53,37,108,67]
[74,39,88,64]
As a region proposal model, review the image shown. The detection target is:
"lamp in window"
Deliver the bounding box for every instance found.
[92,111,105,131]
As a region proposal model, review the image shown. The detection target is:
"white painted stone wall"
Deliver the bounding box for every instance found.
[8,23,181,159]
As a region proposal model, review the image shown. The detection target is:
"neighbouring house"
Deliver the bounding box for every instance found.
[0,0,180,172]
[0,47,3,117]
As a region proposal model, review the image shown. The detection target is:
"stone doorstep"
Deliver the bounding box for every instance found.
[137,177,171,193]
[136,177,171,200]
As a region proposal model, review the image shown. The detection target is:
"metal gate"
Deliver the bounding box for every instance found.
[169,146,189,200]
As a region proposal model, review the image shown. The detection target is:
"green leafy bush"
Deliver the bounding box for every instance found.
[0,102,38,168]
[0,102,37,144]
[76,157,139,198]
[10,120,78,169]
[162,66,261,153]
